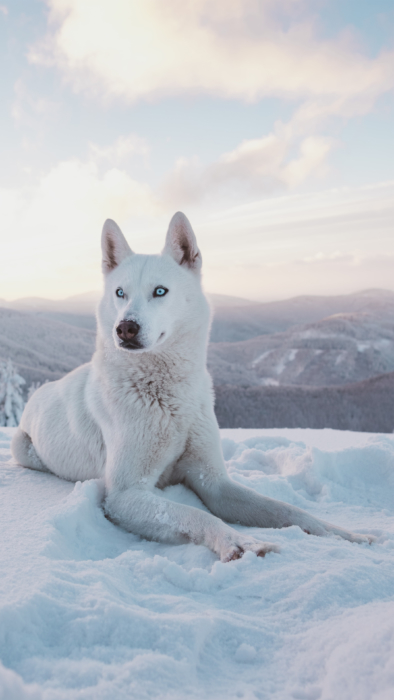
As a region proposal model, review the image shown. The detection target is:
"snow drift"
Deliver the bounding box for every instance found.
[0,427,393,699]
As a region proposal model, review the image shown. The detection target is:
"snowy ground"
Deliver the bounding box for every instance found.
[1,427,394,700]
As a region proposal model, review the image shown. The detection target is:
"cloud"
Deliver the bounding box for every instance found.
[1,127,393,302]
[298,251,355,265]
[88,135,150,168]
[28,1,393,207]
[24,0,394,211]
[12,79,60,126]
[30,0,394,109]
[0,149,160,299]
[192,181,394,299]
[160,121,333,206]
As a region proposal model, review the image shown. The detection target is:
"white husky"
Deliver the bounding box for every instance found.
[12,213,372,561]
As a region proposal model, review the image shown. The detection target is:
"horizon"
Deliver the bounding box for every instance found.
[1,1,394,301]
[2,285,394,307]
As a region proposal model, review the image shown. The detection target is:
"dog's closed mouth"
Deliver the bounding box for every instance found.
[119,340,144,350]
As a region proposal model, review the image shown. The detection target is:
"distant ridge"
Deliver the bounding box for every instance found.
[0,291,257,315]
[209,288,394,342]
[206,294,259,308]
[214,372,394,432]
[2,288,394,335]
[0,291,101,315]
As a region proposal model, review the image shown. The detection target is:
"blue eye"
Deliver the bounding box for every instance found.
[116,288,125,298]
[153,287,168,297]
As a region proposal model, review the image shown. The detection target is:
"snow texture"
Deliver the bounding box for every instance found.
[0,427,393,699]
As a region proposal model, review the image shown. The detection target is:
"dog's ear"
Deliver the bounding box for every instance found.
[101,219,133,274]
[162,212,202,274]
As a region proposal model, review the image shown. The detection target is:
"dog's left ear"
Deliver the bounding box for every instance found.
[162,212,202,274]
[101,219,133,274]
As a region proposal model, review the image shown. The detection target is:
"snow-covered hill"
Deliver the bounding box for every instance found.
[209,311,394,387]
[0,427,393,700]
[0,308,95,387]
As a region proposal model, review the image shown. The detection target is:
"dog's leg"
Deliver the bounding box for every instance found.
[180,421,374,545]
[193,477,374,544]
[104,487,279,561]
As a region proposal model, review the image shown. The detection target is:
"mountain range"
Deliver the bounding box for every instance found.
[208,309,394,387]
[1,288,394,431]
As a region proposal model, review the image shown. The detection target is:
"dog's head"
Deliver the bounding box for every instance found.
[98,212,210,354]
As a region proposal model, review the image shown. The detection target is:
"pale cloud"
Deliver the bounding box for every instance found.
[0,5,8,17]
[202,179,394,234]
[88,135,150,168]
[299,251,355,265]
[28,0,393,207]
[193,181,394,299]
[12,79,60,125]
[0,152,160,300]
[161,123,333,206]
[30,0,394,110]
[1,135,393,302]
[24,0,394,211]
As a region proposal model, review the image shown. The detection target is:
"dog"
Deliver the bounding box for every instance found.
[12,212,373,561]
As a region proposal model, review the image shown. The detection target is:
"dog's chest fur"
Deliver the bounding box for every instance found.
[97,346,198,417]
[91,348,203,481]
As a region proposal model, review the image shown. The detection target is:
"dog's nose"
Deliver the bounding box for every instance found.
[116,320,140,341]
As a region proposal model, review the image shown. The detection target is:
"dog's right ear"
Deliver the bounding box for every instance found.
[101,219,133,274]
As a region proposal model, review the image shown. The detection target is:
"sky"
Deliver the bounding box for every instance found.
[0,0,393,302]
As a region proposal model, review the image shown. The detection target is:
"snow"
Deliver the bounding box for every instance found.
[251,350,272,368]
[274,349,298,376]
[259,378,279,386]
[1,427,394,700]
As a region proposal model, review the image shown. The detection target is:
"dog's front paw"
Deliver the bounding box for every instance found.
[323,523,377,544]
[342,531,376,545]
[220,537,280,563]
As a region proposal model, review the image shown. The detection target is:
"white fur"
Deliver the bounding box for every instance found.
[12,212,373,561]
